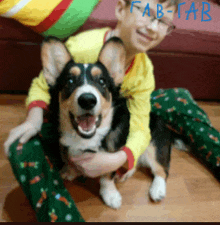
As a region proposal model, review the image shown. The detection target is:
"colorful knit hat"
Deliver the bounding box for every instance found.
[0,0,101,39]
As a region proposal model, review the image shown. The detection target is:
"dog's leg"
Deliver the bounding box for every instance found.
[139,140,171,202]
[173,139,190,151]
[59,145,81,181]
[99,173,122,209]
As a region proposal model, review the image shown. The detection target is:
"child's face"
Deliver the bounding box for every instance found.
[116,0,176,54]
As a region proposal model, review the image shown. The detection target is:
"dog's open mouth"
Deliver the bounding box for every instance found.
[69,112,102,138]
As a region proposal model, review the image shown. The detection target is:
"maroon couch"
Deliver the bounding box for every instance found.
[0,0,220,100]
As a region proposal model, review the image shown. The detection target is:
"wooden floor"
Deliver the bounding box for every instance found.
[0,94,220,222]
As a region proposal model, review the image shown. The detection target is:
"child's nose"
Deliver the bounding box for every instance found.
[147,19,159,32]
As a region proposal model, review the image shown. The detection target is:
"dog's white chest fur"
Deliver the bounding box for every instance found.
[60,125,110,156]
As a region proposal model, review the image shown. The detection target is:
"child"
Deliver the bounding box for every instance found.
[4,0,220,222]
[5,0,179,176]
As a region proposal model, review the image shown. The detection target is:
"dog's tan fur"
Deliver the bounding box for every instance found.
[59,90,77,135]
[70,66,81,76]
[138,142,167,179]
[91,66,102,77]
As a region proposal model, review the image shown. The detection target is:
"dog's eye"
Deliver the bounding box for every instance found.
[99,78,106,87]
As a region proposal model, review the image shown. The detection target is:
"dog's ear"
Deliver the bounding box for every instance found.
[98,37,126,86]
[41,36,72,86]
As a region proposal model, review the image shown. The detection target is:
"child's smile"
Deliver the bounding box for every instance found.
[136,28,154,42]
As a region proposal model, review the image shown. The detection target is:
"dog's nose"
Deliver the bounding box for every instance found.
[78,93,97,110]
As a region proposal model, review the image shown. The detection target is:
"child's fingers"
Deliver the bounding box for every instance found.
[4,128,26,156]
[4,142,10,157]
[4,122,34,156]
[10,123,30,134]
[19,128,37,144]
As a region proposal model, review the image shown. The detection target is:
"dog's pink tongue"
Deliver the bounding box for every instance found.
[77,115,96,131]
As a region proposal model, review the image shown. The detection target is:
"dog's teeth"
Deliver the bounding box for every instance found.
[78,125,96,136]
[78,126,84,134]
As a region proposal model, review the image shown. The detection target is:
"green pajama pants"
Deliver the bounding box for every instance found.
[8,123,85,222]
[151,88,220,181]
[8,88,220,222]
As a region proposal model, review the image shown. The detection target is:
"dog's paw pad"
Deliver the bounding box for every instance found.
[100,188,122,209]
[149,176,166,202]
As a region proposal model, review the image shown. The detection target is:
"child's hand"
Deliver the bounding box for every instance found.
[4,107,44,156]
[69,150,127,178]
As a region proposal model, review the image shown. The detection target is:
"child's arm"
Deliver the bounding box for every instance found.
[69,150,127,178]
[25,71,51,110]
[4,70,51,156]
[120,57,155,172]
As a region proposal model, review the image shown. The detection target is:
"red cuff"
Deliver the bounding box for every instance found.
[116,146,135,177]
[116,167,127,177]
[121,146,134,170]
[28,101,49,111]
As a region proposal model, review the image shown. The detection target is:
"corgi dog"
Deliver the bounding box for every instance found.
[41,36,174,209]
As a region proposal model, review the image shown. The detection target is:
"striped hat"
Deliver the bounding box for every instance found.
[0,0,101,39]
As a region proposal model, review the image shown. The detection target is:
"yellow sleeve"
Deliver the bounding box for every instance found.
[121,55,155,169]
[25,70,50,108]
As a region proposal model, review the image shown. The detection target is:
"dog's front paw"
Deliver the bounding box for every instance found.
[149,176,166,202]
[100,188,122,209]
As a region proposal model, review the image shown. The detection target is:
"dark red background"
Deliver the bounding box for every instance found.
[0,0,220,100]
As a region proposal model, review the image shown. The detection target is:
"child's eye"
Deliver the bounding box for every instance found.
[159,19,164,24]
[99,78,106,87]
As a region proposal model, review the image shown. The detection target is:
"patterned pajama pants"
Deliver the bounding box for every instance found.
[151,88,220,181]
[8,88,220,222]
[8,123,85,222]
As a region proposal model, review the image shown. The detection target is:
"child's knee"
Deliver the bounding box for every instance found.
[8,138,43,163]
[175,88,191,95]
[173,88,194,101]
